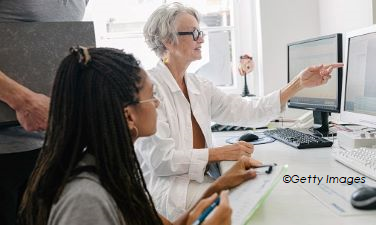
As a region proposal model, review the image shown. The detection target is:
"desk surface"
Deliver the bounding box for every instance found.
[214,131,376,225]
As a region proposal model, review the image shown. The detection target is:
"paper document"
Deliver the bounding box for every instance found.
[301,182,376,216]
[229,165,288,225]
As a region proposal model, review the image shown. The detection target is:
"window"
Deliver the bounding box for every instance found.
[85,0,240,87]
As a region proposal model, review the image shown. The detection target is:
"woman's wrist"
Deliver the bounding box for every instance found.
[208,147,223,162]
[202,180,223,198]
[280,76,303,105]
[0,71,32,110]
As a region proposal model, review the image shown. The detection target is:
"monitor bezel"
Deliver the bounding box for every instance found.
[340,25,376,128]
[287,33,343,113]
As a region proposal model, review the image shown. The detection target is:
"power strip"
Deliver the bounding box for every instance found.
[337,130,376,150]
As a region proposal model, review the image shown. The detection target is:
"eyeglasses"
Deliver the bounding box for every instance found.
[125,97,160,107]
[137,97,160,105]
[125,88,160,107]
[177,28,204,41]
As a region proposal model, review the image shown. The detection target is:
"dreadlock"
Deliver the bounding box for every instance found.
[18,47,163,225]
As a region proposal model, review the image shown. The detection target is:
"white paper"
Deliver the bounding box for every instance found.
[300,182,375,216]
[229,165,287,225]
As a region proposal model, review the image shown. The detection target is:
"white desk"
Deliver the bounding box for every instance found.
[213,131,376,225]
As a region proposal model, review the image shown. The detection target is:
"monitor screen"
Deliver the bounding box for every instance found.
[341,26,376,128]
[287,34,342,112]
[0,22,96,126]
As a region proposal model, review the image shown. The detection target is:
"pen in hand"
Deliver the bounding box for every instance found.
[192,196,221,225]
[253,163,277,174]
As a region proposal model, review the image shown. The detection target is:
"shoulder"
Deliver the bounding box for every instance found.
[48,173,122,225]
[187,73,213,85]
[186,73,217,92]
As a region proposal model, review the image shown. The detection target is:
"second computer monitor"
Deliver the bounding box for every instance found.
[341,25,376,128]
[287,33,343,136]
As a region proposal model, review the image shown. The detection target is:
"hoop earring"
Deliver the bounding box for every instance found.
[163,56,169,64]
[131,127,139,139]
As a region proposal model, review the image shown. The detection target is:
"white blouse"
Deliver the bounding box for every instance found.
[135,62,283,220]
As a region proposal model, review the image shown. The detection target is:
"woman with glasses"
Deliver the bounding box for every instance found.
[138,2,343,220]
[17,47,261,225]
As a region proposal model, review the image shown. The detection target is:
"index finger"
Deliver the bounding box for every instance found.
[237,141,253,148]
[324,63,344,69]
[219,190,230,205]
[239,156,262,169]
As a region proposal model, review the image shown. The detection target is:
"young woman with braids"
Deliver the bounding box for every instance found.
[17,47,262,225]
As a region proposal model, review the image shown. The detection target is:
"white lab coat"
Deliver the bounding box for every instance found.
[135,62,283,220]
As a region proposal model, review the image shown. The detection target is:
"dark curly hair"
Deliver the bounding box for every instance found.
[18,47,163,225]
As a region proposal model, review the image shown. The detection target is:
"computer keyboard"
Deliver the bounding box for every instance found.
[263,128,333,149]
[332,147,376,180]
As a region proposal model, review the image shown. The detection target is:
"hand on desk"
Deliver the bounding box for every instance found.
[186,191,231,225]
[202,156,262,200]
[209,141,254,162]
[186,157,261,225]
[215,156,262,190]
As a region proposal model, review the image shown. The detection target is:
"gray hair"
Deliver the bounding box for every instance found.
[143,2,200,58]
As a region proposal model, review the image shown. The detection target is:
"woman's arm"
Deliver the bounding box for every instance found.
[166,191,232,225]
[201,156,261,198]
[280,63,343,105]
[166,156,259,225]
[0,70,49,131]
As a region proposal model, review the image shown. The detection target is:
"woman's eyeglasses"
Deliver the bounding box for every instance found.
[137,97,160,105]
[125,88,160,107]
[177,28,204,41]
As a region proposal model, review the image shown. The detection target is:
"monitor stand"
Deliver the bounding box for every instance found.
[312,111,336,137]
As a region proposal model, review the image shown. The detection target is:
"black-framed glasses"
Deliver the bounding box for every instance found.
[177,28,204,41]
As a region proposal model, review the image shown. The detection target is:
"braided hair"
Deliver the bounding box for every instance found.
[18,47,163,225]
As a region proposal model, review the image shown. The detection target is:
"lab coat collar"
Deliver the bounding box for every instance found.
[156,61,201,95]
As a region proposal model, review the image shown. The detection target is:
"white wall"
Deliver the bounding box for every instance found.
[258,0,320,96]
[319,0,373,35]
[256,0,374,119]
[374,0,376,23]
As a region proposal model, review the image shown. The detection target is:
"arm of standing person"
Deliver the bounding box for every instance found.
[0,70,49,131]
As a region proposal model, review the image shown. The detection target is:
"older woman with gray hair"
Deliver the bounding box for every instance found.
[136,2,343,220]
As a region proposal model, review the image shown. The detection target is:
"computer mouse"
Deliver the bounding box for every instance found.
[238,133,259,142]
[351,186,376,210]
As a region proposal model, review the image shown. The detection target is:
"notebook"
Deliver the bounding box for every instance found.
[229,164,288,225]
[0,22,96,126]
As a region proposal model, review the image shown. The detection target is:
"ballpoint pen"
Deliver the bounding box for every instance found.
[192,196,221,225]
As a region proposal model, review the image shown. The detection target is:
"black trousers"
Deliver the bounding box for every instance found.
[0,149,41,225]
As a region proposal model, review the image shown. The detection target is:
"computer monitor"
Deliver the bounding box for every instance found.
[341,25,376,128]
[287,33,343,136]
[0,22,96,126]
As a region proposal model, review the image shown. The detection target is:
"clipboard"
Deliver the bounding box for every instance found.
[229,164,288,225]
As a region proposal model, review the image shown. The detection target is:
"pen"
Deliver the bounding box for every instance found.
[254,163,277,174]
[192,196,220,225]
[254,163,277,168]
